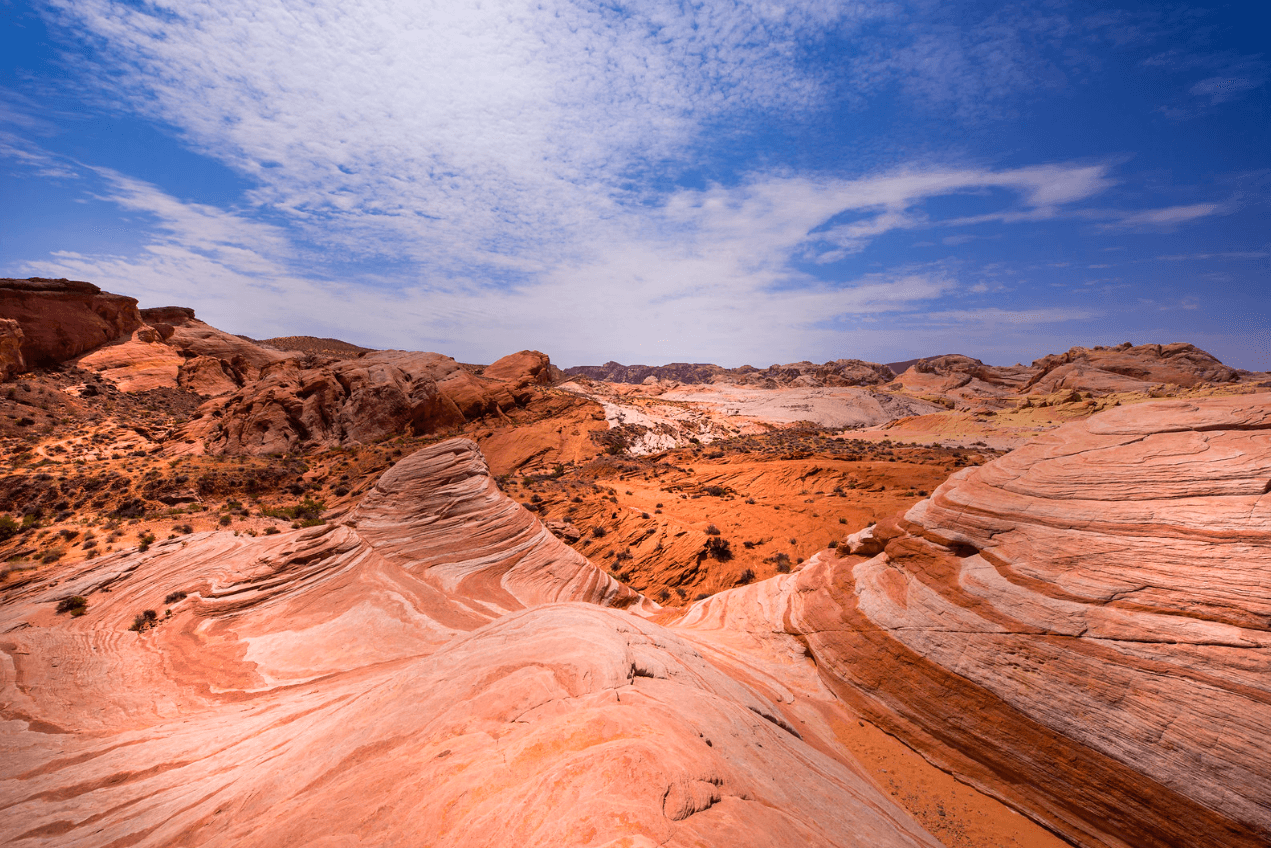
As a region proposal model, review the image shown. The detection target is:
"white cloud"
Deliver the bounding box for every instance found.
[1190,76,1264,104]
[12,146,1133,366]
[11,0,1252,368]
[44,0,888,271]
[1098,202,1228,230]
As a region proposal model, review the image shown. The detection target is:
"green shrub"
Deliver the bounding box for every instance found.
[56,595,88,616]
[261,497,325,521]
[0,515,21,541]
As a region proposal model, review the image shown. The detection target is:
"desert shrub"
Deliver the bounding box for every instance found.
[591,526,607,538]
[129,609,159,632]
[0,515,19,541]
[263,526,281,535]
[704,485,728,497]
[164,590,187,604]
[771,552,792,573]
[137,532,156,552]
[703,536,732,561]
[219,514,232,526]
[40,549,64,564]
[736,568,755,585]
[704,524,721,536]
[262,497,325,521]
[56,595,87,616]
[112,495,151,519]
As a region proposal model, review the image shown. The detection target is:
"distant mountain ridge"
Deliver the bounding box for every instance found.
[564,358,897,387]
[565,342,1246,394]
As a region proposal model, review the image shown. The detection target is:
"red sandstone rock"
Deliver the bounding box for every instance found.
[74,313,293,396]
[0,439,940,848]
[683,394,1271,848]
[0,277,141,368]
[1026,342,1239,393]
[183,350,559,454]
[0,318,24,380]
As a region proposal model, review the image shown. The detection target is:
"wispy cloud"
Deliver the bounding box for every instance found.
[1097,202,1228,230]
[6,0,1263,369]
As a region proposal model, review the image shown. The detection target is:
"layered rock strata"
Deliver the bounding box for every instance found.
[682,394,1271,848]
[0,439,942,848]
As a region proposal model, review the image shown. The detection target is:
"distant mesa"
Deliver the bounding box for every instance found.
[568,343,1249,402]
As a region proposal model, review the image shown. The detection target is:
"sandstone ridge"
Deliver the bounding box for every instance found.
[0,438,946,848]
[180,349,555,454]
[678,393,1271,848]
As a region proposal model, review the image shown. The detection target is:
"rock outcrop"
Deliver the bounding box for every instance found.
[1026,342,1240,393]
[75,307,294,395]
[0,318,24,380]
[0,278,141,369]
[685,394,1271,848]
[892,354,1033,399]
[182,349,557,454]
[0,439,942,848]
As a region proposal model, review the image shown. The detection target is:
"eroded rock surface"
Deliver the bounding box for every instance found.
[1026,342,1240,393]
[0,439,941,848]
[179,349,553,455]
[0,278,141,369]
[682,394,1271,848]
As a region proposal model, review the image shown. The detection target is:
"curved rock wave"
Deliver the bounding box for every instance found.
[680,394,1271,848]
[0,439,939,848]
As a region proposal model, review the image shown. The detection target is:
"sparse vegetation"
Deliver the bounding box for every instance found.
[56,595,88,616]
[129,609,159,632]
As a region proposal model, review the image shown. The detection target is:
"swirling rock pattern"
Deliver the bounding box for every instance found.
[685,394,1271,848]
[0,439,939,848]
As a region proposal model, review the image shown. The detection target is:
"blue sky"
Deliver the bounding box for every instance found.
[1,0,1268,369]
